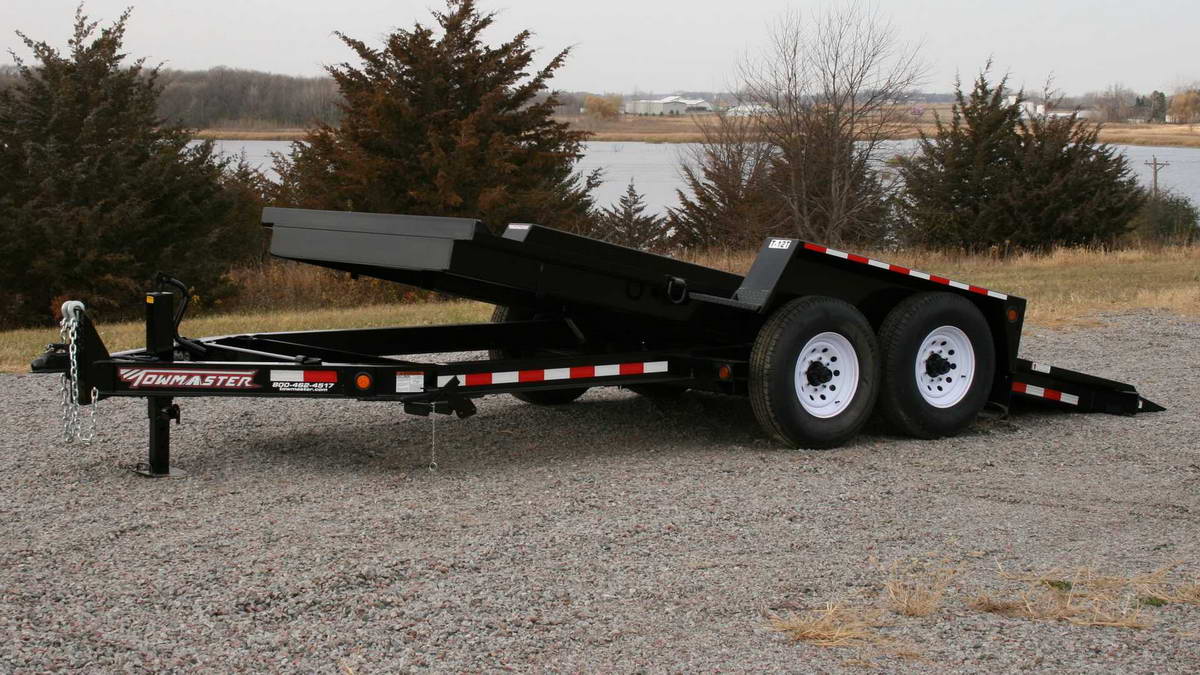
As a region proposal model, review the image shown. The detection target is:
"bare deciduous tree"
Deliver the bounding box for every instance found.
[1169,87,1200,127]
[1086,83,1138,122]
[738,3,925,246]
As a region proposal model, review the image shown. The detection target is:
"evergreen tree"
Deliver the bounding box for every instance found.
[897,68,1144,249]
[1149,91,1168,123]
[667,113,785,249]
[1130,191,1199,244]
[895,70,1025,247]
[593,182,668,251]
[273,0,599,234]
[0,9,264,328]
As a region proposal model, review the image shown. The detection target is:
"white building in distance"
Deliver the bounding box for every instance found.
[625,95,713,115]
[725,103,773,117]
[1005,95,1097,120]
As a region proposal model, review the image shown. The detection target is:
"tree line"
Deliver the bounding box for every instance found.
[1,2,1195,330]
[156,67,342,129]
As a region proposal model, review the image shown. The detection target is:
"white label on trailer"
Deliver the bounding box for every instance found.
[768,239,792,249]
[395,372,425,393]
[1031,362,1051,374]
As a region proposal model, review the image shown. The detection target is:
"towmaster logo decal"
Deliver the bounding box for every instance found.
[118,368,259,390]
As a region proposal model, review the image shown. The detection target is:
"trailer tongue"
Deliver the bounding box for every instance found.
[33,207,1164,476]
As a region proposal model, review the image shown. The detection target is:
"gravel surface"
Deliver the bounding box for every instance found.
[2,310,1198,672]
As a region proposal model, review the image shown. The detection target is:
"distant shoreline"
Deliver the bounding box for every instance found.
[193,117,1200,148]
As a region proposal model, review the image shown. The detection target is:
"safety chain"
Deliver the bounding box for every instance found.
[428,416,438,472]
[59,302,99,444]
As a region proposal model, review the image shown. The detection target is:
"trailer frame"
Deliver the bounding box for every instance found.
[33,207,1164,475]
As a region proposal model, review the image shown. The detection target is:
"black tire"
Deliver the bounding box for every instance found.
[749,296,880,449]
[877,292,995,439]
[488,305,588,406]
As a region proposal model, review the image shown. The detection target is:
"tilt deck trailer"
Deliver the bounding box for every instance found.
[34,207,1164,476]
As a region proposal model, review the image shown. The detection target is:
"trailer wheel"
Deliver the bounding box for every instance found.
[877,292,995,438]
[488,306,588,405]
[750,297,880,448]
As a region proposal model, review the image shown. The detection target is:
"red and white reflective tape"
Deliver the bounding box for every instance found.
[438,361,669,388]
[1012,381,1079,406]
[269,369,338,383]
[800,242,1008,300]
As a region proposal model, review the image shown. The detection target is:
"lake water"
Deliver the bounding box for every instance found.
[212,138,1200,216]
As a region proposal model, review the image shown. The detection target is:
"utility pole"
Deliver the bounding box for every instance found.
[1144,155,1170,198]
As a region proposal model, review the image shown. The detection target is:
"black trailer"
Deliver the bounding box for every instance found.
[33,207,1164,476]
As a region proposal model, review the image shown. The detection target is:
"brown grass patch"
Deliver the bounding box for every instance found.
[968,564,1200,629]
[882,561,958,617]
[769,603,888,647]
[971,586,1149,629]
[221,260,442,314]
[194,113,1200,148]
[193,128,307,141]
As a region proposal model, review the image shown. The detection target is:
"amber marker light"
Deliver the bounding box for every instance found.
[1007,308,1020,322]
[718,364,733,380]
[355,373,373,390]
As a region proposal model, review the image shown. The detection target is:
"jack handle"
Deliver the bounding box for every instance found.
[153,273,207,358]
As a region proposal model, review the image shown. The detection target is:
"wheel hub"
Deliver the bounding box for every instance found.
[925,352,952,378]
[806,360,834,386]
[914,325,975,409]
[793,332,859,419]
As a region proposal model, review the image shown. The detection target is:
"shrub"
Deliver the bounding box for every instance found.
[897,68,1145,250]
[0,8,265,328]
[1129,191,1199,244]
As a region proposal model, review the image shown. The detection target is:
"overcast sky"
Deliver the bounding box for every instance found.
[6,1,1198,96]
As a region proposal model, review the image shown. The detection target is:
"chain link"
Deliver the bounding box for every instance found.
[428,416,438,472]
[59,304,99,444]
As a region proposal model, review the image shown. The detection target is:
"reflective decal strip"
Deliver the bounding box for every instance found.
[802,242,1009,300]
[269,369,337,383]
[437,361,670,388]
[1012,381,1080,406]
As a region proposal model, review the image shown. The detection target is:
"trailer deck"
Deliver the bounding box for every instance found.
[34,207,1163,476]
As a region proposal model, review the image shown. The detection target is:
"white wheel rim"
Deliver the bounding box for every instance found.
[794,331,860,418]
[915,325,975,408]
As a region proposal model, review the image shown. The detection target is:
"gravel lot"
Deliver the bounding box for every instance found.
[2,310,1198,672]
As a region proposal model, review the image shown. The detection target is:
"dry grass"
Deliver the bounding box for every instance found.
[882,562,958,617]
[193,128,306,141]
[770,559,1198,662]
[0,301,492,373]
[1092,123,1200,149]
[193,110,1200,148]
[970,586,1149,629]
[969,563,1200,629]
[685,244,1200,327]
[769,603,888,647]
[221,260,441,314]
